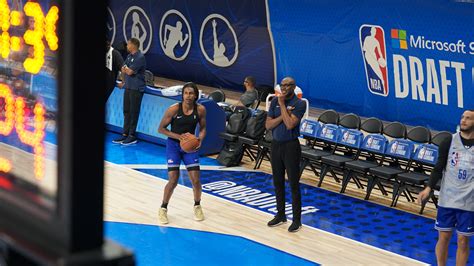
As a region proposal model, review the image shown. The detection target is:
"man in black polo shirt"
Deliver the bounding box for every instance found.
[112,38,147,145]
[265,77,306,232]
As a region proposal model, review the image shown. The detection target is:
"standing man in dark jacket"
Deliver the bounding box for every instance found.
[265,76,306,233]
[112,38,147,145]
[105,40,124,101]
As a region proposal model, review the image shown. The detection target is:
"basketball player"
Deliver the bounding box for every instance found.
[157,82,207,224]
[418,110,474,266]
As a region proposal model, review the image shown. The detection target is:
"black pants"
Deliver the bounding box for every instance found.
[123,89,144,136]
[270,139,302,222]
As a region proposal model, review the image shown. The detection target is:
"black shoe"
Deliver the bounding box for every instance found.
[112,135,127,144]
[121,135,137,145]
[288,221,302,233]
[267,216,287,227]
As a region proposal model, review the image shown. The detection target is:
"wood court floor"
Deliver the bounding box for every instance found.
[104,162,427,265]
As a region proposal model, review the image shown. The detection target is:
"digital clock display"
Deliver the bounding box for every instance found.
[0,0,59,211]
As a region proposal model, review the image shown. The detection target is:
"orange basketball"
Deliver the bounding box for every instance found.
[180,134,200,153]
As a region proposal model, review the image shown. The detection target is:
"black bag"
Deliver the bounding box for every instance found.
[217,140,244,166]
[226,106,251,134]
[245,110,267,139]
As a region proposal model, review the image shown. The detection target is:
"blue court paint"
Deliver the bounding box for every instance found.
[137,169,474,265]
[105,222,318,266]
[105,132,220,166]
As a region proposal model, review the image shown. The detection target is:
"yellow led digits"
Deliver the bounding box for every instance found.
[0,1,59,73]
[0,0,10,59]
[0,83,46,180]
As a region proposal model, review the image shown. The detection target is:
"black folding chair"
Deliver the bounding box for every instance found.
[392,126,432,207]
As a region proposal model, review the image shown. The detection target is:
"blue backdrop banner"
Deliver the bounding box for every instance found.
[107,0,276,92]
[268,0,473,131]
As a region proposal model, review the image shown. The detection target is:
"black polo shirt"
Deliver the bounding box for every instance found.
[268,94,306,142]
[123,51,146,92]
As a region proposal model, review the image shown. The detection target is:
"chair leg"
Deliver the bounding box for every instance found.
[329,169,340,183]
[244,147,255,161]
[299,159,308,177]
[354,175,364,189]
[402,190,411,202]
[406,190,415,202]
[365,175,377,200]
[391,181,404,207]
[309,163,320,177]
[318,164,330,187]
[340,170,352,193]
[258,148,269,169]
[253,148,263,169]
[376,180,388,196]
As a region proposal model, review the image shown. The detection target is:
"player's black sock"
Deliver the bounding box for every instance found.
[194,201,200,206]
[161,202,168,209]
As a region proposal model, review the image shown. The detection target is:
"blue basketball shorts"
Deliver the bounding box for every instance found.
[166,138,200,171]
[435,206,474,236]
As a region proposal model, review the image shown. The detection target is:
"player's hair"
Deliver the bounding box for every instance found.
[182,82,199,104]
[245,76,256,86]
[128,38,140,49]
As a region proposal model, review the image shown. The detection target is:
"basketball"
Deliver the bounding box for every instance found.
[180,134,200,153]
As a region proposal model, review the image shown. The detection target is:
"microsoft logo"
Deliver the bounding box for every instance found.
[391,29,408,49]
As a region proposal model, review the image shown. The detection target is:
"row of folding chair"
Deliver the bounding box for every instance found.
[298,109,451,213]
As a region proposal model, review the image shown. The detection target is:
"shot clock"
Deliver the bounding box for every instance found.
[0,1,134,263]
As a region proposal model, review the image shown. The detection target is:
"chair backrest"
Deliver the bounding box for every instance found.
[255,85,274,109]
[385,139,415,161]
[413,143,439,166]
[431,131,452,146]
[208,89,226,103]
[407,126,431,143]
[301,98,310,120]
[318,109,339,124]
[383,122,406,139]
[265,93,275,111]
[145,70,154,87]
[361,134,388,155]
[361,117,383,134]
[338,113,361,129]
[338,128,364,149]
[317,123,340,144]
[300,119,320,138]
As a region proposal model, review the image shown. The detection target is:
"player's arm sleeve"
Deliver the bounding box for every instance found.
[427,136,452,189]
[292,100,306,120]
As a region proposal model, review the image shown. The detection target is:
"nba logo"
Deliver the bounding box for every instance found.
[342,131,349,142]
[301,121,307,132]
[450,152,459,167]
[418,147,426,160]
[367,136,373,148]
[321,127,327,137]
[390,142,398,153]
[360,25,389,96]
